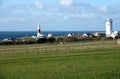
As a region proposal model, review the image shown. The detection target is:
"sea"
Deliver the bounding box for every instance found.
[0,31,105,40]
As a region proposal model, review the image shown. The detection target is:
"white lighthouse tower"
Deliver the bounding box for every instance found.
[37,24,45,38]
[106,18,113,37]
[37,24,41,37]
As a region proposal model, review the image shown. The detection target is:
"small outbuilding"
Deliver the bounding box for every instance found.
[82,33,92,37]
[47,33,53,38]
[67,33,73,37]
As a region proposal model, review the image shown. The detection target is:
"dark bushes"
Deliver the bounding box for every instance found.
[56,37,64,42]
[56,37,78,42]
[0,41,13,45]
[63,37,78,42]
[37,38,47,43]
[47,37,56,43]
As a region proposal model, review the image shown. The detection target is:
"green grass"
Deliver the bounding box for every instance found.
[0,40,120,79]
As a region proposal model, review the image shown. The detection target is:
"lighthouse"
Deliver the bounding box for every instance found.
[106,18,113,37]
[37,24,45,38]
[37,24,41,37]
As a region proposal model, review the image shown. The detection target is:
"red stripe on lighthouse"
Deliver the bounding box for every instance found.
[37,24,41,33]
[38,29,40,33]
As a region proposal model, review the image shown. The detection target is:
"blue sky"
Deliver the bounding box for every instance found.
[0,0,120,31]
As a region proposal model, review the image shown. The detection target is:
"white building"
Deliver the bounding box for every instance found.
[47,33,53,38]
[105,18,118,38]
[82,33,93,38]
[106,18,113,37]
[93,32,105,37]
[67,33,72,37]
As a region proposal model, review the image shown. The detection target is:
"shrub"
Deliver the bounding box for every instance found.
[0,41,13,45]
[63,37,78,42]
[47,37,56,43]
[107,37,113,40]
[56,37,64,42]
[37,38,47,43]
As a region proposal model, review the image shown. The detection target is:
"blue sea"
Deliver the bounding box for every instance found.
[0,31,104,40]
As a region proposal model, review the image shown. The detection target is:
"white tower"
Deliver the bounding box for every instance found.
[106,18,113,37]
[37,24,44,38]
[37,24,41,37]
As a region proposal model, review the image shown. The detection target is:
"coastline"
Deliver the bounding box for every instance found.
[0,31,105,40]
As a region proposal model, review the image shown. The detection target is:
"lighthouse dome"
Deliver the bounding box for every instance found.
[47,33,53,38]
[106,18,112,22]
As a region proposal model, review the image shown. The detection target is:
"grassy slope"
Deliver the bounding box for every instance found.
[0,41,120,79]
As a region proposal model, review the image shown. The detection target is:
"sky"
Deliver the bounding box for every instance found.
[0,0,120,31]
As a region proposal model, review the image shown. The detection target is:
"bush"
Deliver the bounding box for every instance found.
[78,37,95,42]
[107,37,113,40]
[56,37,64,42]
[37,38,47,43]
[63,37,78,42]
[47,37,56,43]
[0,41,13,45]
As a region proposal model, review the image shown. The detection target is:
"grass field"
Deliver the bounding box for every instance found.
[0,40,120,79]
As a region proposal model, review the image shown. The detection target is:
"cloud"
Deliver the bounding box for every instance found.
[59,0,73,6]
[57,0,97,14]
[7,4,33,10]
[0,17,26,22]
[5,0,44,10]
[35,0,44,9]
[0,0,120,31]
[0,0,45,25]
[98,6,108,12]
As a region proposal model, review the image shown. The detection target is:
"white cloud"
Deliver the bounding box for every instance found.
[0,0,120,31]
[35,0,44,9]
[63,15,69,20]
[0,17,26,22]
[59,0,73,6]
[98,6,108,12]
